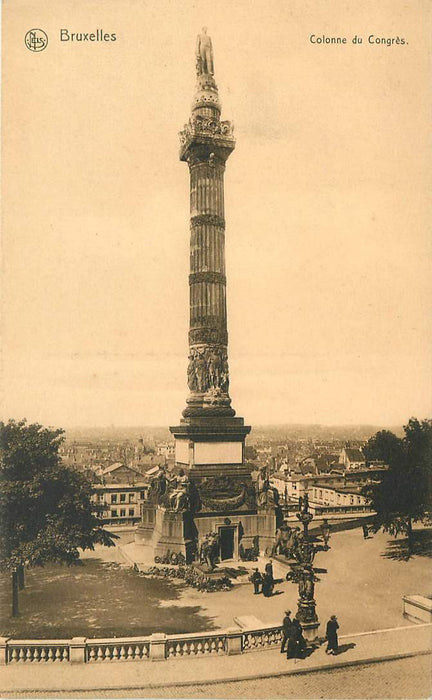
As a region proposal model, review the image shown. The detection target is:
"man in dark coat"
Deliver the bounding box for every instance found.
[280,610,292,654]
[265,560,274,579]
[292,618,307,658]
[325,615,339,655]
[362,524,369,539]
[286,623,298,659]
[262,572,273,597]
[250,568,263,595]
[264,560,274,594]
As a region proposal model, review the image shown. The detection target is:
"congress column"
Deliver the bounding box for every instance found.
[170,28,251,485]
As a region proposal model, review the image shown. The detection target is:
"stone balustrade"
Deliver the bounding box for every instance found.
[166,632,226,658]
[0,639,70,664]
[242,626,283,652]
[0,624,283,664]
[86,637,151,663]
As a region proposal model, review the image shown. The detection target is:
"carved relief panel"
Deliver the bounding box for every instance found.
[187,344,229,394]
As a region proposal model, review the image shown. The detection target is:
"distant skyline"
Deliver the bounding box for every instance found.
[3,0,431,429]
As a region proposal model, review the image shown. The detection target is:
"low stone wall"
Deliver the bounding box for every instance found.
[403,595,432,624]
[0,624,283,665]
[308,514,375,537]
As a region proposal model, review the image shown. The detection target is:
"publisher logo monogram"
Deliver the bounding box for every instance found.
[25,29,48,52]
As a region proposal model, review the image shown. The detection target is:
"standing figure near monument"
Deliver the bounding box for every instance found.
[265,560,274,583]
[321,519,331,549]
[280,610,292,654]
[325,615,340,655]
[292,618,307,659]
[286,622,298,660]
[262,571,274,597]
[196,27,214,75]
[249,567,263,595]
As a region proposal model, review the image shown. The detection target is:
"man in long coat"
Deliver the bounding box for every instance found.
[325,615,339,655]
[280,610,292,654]
[250,568,263,595]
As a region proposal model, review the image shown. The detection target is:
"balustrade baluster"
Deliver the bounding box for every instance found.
[2,626,283,666]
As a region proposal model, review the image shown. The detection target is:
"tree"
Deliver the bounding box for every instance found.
[0,419,117,616]
[362,429,403,466]
[362,418,432,552]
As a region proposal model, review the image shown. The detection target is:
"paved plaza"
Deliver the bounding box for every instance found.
[0,524,430,697]
[123,525,431,636]
[1,527,430,640]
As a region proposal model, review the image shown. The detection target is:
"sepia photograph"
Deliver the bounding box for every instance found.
[1,1,431,698]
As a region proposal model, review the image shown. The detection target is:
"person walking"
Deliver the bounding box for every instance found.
[321,519,331,549]
[292,617,307,659]
[250,568,262,595]
[325,615,339,655]
[280,610,292,654]
[362,523,369,539]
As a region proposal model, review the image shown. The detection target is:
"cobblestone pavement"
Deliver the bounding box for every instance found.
[2,656,430,699]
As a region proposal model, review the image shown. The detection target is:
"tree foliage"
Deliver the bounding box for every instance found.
[362,418,432,544]
[0,419,116,573]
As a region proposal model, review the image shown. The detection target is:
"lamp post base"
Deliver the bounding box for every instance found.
[300,620,320,642]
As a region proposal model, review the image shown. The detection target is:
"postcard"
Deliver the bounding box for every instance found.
[1,1,431,698]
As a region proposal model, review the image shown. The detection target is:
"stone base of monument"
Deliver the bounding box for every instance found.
[300,621,320,643]
[135,504,277,564]
[192,510,276,559]
[135,505,187,562]
[135,505,157,545]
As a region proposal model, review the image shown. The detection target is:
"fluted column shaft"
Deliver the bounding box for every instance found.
[178,69,235,417]
[189,161,227,348]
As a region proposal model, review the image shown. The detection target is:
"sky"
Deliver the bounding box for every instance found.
[2,0,431,429]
